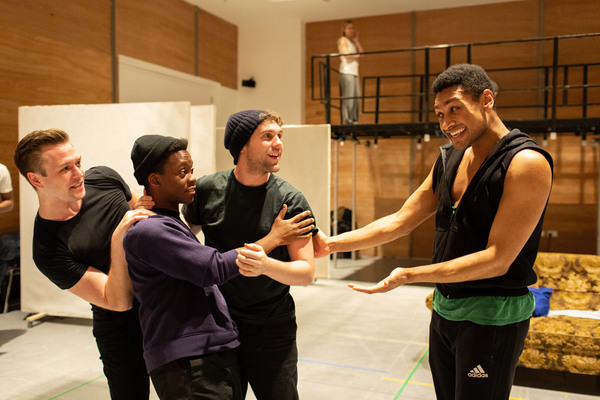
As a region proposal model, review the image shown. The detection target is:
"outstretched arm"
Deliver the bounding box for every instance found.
[314,166,438,258]
[350,149,552,294]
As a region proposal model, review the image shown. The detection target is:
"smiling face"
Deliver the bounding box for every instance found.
[241,120,283,176]
[434,85,493,150]
[32,142,85,203]
[152,150,196,210]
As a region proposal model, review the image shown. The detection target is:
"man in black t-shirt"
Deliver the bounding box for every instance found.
[14,129,153,400]
[182,110,317,400]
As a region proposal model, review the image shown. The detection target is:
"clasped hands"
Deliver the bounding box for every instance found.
[135,191,407,292]
[236,243,272,277]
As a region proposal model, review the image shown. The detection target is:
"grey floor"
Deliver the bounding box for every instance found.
[1,267,598,399]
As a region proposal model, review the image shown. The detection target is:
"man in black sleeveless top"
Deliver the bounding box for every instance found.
[313,64,553,400]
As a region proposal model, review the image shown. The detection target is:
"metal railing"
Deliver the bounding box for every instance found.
[311,33,600,137]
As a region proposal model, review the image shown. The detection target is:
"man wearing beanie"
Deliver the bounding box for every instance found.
[124,134,298,399]
[14,129,153,399]
[182,110,318,400]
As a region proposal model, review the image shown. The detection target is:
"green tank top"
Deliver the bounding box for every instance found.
[432,287,534,326]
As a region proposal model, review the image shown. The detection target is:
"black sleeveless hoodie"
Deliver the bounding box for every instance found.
[431,129,553,299]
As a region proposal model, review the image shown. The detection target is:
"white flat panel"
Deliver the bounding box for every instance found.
[278,125,330,278]
[190,105,217,177]
[119,55,218,106]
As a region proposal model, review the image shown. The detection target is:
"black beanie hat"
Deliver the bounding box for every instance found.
[224,109,265,164]
[131,134,179,185]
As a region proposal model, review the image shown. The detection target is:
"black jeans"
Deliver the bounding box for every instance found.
[236,317,299,400]
[429,310,530,400]
[150,349,243,400]
[92,302,149,400]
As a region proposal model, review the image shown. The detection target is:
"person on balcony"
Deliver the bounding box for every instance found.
[337,20,364,125]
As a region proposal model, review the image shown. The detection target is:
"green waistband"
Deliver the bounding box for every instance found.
[432,287,534,326]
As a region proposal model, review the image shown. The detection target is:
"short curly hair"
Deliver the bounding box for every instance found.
[432,64,494,102]
[258,110,284,127]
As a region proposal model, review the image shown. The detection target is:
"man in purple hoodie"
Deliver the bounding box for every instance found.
[123,134,296,400]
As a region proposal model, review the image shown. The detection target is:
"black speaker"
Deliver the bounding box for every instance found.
[241,78,256,88]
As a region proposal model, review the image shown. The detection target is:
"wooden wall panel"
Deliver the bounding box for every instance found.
[415,1,540,48]
[333,136,412,256]
[0,0,112,235]
[543,0,600,120]
[332,135,444,258]
[306,20,343,125]
[0,0,111,54]
[197,10,238,89]
[544,0,600,36]
[356,12,414,118]
[541,205,596,254]
[1,0,236,237]
[116,0,196,76]
[416,1,542,123]
[542,135,598,204]
[533,134,598,254]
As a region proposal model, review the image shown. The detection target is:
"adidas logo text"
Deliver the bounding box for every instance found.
[468,365,489,378]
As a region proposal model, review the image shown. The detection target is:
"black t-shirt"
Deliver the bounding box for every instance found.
[33,166,132,290]
[181,169,317,324]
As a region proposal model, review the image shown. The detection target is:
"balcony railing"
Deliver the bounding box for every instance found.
[311,33,600,139]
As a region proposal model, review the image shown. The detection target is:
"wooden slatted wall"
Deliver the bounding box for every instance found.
[0,0,237,235]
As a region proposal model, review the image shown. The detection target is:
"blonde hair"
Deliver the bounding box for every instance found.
[259,110,284,127]
[342,20,354,37]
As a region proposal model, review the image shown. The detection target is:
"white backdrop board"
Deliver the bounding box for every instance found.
[17,102,329,319]
[119,55,217,106]
[190,106,217,178]
[216,124,331,278]
[119,55,236,128]
[17,102,215,318]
